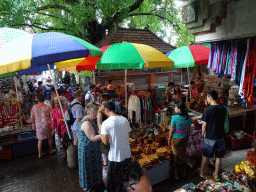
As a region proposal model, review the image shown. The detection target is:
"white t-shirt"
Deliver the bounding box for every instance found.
[101,116,131,162]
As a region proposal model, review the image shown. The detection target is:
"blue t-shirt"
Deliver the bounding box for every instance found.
[170,115,192,139]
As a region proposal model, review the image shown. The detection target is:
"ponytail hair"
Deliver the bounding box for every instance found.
[175,101,189,120]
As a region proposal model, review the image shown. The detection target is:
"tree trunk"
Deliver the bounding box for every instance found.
[87,21,105,45]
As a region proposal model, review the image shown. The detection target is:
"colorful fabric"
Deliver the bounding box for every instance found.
[52,107,67,136]
[242,38,256,103]
[61,91,72,103]
[239,39,250,99]
[171,137,188,164]
[78,118,102,189]
[31,103,52,140]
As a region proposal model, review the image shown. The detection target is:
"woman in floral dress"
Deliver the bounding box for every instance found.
[31,94,55,158]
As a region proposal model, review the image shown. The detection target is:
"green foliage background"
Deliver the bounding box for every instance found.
[0,0,193,47]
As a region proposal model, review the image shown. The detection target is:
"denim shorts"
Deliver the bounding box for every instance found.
[72,129,79,140]
[203,138,225,158]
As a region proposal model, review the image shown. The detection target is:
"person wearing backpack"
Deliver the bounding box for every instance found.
[71,90,85,145]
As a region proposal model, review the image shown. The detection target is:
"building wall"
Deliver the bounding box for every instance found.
[188,0,256,43]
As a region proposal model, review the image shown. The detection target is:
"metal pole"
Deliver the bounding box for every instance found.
[187,67,192,101]
[181,69,183,85]
[92,71,96,84]
[47,64,72,140]
[125,69,128,108]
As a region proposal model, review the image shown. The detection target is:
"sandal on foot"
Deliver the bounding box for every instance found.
[39,153,45,159]
[213,176,220,182]
[50,149,56,154]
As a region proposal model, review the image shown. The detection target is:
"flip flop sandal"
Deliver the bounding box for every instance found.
[39,153,45,159]
[50,149,57,154]
[213,176,220,182]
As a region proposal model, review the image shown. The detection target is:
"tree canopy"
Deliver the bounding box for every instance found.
[0,0,193,46]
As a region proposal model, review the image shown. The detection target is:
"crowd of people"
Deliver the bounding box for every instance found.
[30,72,229,191]
[30,81,153,192]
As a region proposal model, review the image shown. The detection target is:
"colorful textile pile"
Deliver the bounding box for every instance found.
[208,38,256,103]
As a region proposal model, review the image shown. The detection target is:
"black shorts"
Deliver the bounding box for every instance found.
[203,138,225,158]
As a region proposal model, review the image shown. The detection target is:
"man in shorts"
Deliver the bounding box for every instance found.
[199,90,226,181]
[71,90,85,145]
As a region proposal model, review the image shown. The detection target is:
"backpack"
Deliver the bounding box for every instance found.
[64,102,82,126]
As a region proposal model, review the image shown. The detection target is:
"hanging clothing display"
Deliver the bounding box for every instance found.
[238,39,250,99]
[208,37,256,103]
[242,38,256,103]
[128,91,153,124]
[128,94,141,123]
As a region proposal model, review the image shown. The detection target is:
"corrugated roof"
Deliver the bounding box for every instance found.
[96,27,176,54]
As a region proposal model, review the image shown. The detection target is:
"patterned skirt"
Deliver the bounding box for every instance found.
[171,137,188,164]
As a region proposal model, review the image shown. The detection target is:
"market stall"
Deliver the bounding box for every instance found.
[0,75,37,160]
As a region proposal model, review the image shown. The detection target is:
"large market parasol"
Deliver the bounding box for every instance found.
[57,45,111,84]
[96,43,174,107]
[0,27,103,139]
[0,27,103,75]
[162,45,210,71]
[162,45,210,83]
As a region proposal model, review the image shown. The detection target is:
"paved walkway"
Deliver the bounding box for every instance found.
[0,145,253,192]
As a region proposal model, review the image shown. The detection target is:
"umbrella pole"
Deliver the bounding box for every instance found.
[125,69,128,109]
[181,69,183,85]
[47,64,72,140]
[92,71,96,84]
[187,67,192,101]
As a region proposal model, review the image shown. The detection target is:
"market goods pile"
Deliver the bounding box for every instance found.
[130,125,171,170]
[222,161,255,189]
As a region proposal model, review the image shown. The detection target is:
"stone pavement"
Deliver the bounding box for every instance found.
[0,144,253,192]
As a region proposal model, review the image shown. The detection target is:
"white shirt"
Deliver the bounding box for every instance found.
[101,116,131,162]
[85,90,95,103]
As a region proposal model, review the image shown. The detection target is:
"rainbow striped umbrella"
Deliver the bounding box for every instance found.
[96,43,174,70]
[0,27,103,75]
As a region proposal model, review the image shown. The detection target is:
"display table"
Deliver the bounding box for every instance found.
[143,161,170,185]
[228,107,255,130]
[0,126,38,159]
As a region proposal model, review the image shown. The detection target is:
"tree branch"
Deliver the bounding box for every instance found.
[149,8,168,13]
[8,23,66,31]
[104,0,144,29]
[128,13,181,30]
[36,4,70,13]
[36,12,58,18]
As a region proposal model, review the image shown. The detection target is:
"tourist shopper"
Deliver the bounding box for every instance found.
[172,84,182,102]
[194,73,204,94]
[85,84,96,106]
[31,94,55,158]
[107,161,152,192]
[78,103,102,191]
[197,90,226,181]
[101,102,132,191]
[71,90,85,145]
[61,85,72,103]
[36,81,45,94]
[52,97,69,159]
[168,102,192,180]
[97,100,109,166]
